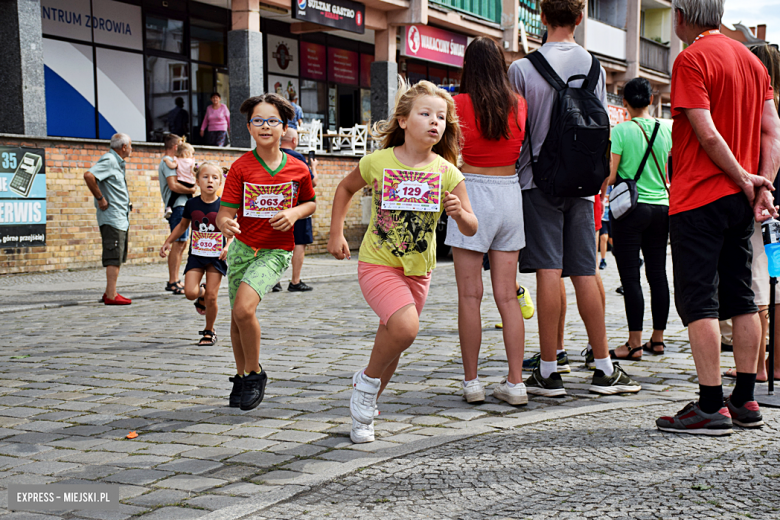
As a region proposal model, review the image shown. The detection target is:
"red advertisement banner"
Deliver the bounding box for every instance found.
[402,25,467,67]
[328,47,358,85]
[360,53,374,87]
[301,41,327,81]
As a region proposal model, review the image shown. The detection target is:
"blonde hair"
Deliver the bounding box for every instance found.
[372,79,461,166]
[176,138,194,158]
[194,161,226,184]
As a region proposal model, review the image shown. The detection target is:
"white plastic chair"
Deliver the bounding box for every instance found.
[298,122,312,152]
[310,119,324,153]
[351,125,368,155]
[335,126,355,153]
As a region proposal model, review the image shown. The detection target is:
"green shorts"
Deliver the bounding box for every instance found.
[227,239,292,308]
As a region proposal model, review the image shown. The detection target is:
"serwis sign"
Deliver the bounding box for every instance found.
[293,0,365,35]
[402,25,467,68]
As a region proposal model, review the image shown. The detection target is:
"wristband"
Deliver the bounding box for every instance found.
[96,195,104,201]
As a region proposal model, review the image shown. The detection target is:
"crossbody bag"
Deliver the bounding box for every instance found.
[609,119,664,220]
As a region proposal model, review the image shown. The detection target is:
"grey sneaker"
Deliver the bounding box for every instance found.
[589,363,641,394]
[656,401,733,436]
[524,367,566,397]
[726,396,764,428]
[581,346,595,370]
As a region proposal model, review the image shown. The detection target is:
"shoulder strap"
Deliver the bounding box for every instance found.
[631,119,661,185]
[583,53,601,93]
[525,51,567,92]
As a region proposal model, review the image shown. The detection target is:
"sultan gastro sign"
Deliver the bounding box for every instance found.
[293,0,365,35]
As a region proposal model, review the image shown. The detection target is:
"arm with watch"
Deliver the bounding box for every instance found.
[84,170,109,211]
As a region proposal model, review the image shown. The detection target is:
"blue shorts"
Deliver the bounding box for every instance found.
[169,206,189,242]
[293,217,314,245]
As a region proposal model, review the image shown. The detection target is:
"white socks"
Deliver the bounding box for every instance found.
[463,378,479,387]
[594,357,614,376]
[556,349,565,355]
[540,360,558,379]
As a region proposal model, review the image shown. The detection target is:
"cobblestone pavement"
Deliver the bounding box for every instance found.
[252,404,780,520]
[0,254,768,519]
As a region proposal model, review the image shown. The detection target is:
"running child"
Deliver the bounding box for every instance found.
[163,139,197,218]
[327,80,478,443]
[160,161,231,348]
[216,94,316,411]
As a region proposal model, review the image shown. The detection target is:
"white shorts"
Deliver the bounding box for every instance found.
[445,173,524,253]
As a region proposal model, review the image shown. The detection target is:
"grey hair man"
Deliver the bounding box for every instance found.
[655,0,780,435]
[83,133,134,305]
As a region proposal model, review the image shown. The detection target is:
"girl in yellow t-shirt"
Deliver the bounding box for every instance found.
[328,80,479,444]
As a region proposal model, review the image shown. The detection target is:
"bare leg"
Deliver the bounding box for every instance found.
[754,306,769,379]
[232,283,262,374]
[291,244,306,285]
[184,269,204,300]
[596,269,606,311]
[452,247,484,382]
[230,315,245,375]
[378,354,401,397]
[203,267,222,332]
[364,304,418,382]
[106,265,120,299]
[537,269,563,362]
[168,240,186,284]
[732,312,761,376]
[599,233,608,261]
[570,275,609,360]
[558,279,566,351]
[488,249,524,384]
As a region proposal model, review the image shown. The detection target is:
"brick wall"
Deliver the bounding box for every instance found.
[0,136,365,275]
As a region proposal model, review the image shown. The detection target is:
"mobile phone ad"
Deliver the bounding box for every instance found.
[0,146,46,248]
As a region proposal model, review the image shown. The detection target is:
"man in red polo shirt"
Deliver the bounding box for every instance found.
[656,0,780,436]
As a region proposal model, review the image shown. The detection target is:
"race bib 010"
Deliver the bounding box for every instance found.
[243,182,293,218]
[191,231,223,258]
[381,169,442,212]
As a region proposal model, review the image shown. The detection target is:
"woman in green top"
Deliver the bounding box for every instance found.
[608,78,672,361]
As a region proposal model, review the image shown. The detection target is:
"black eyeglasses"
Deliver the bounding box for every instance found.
[250,117,283,127]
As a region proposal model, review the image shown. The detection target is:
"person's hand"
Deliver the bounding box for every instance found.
[219,247,228,261]
[160,242,170,258]
[754,186,779,222]
[328,234,351,260]
[221,217,240,238]
[98,197,108,211]
[200,129,205,137]
[310,158,319,168]
[269,209,297,232]
[738,171,775,207]
[443,191,462,219]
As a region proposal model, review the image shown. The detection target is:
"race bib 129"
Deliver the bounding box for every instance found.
[381,169,442,212]
[191,231,223,257]
[243,182,293,218]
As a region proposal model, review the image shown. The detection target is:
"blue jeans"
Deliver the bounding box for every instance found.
[169,206,189,242]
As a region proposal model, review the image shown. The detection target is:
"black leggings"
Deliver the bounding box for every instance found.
[611,203,670,332]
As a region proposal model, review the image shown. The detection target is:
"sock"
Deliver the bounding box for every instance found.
[540,360,558,379]
[699,384,724,414]
[594,357,614,376]
[730,373,757,408]
[587,343,593,352]
[506,380,517,388]
[463,378,478,387]
[244,371,249,377]
[556,349,565,355]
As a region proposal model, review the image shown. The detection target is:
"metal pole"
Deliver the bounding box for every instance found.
[769,276,776,395]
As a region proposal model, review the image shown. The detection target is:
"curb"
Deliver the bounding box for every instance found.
[203,397,685,520]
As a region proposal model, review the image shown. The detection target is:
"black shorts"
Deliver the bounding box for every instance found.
[294,217,314,245]
[599,220,611,236]
[184,254,227,276]
[100,225,128,267]
[670,192,758,326]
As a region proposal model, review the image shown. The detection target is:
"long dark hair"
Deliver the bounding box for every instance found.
[459,37,519,141]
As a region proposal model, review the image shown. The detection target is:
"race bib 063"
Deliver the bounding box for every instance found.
[381,169,441,212]
[243,182,293,218]
[191,231,223,257]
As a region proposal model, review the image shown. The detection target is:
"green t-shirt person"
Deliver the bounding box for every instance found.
[611,118,672,206]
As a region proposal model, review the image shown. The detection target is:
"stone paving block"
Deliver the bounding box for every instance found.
[179,447,240,461]
[155,458,223,475]
[185,494,248,511]
[126,489,191,507]
[221,438,278,451]
[212,482,275,497]
[136,506,208,519]
[267,430,327,443]
[112,455,172,469]
[319,450,377,463]
[135,443,195,457]
[73,504,148,520]
[59,464,123,480]
[283,459,347,475]
[105,469,174,485]
[154,475,227,492]
[0,443,53,456]
[254,470,306,485]
[225,452,293,467]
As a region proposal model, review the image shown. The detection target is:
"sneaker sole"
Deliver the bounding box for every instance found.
[589,384,642,395]
[493,390,528,406]
[240,393,265,411]
[350,432,375,443]
[657,425,733,436]
[464,390,486,403]
[526,387,567,397]
[733,418,764,428]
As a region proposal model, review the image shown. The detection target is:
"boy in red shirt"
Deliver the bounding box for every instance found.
[217,94,316,410]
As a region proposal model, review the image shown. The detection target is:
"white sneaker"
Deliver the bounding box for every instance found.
[462,379,485,403]
[351,417,375,443]
[351,370,380,424]
[492,378,528,406]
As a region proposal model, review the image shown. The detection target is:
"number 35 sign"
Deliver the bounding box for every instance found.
[381,169,441,212]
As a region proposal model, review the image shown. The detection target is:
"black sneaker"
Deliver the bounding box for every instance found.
[589,363,642,394]
[524,367,566,397]
[228,375,243,408]
[288,281,313,292]
[616,286,625,295]
[240,369,268,411]
[272,283,282,292]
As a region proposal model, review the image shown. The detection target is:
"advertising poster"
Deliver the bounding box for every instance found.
[381,169,441,212]
[0,147,47,247]
[401,25,467,68]
[608,105,629,126]
[328,47,358,85]
[267,34,298,76]
[360,53,374,87]
[268,75,299,102]
[300,41,327,81]
[293,0,365,35]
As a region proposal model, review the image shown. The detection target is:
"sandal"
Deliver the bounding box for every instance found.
[609,342,642,361]
[194,284,206,316]
[642,340,665,356]
[723,368,768,383]
[198,329,217,346]
[165,280,185,295]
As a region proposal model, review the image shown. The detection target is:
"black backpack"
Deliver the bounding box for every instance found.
[524,51,610,197]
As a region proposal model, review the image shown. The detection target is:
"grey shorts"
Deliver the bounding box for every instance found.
[519,188,596,277]
[444,173,524,253]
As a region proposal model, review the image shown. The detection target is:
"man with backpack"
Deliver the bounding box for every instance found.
[508,0,642,397]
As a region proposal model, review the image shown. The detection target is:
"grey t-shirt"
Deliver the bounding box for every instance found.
[508,42,608,192]
[158,156,187,208]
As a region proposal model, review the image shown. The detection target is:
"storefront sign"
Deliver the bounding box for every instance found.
[301,42,327,81]
[41,0,142,50]
[360,53,374,87]
[608,105,628,126]
[0,147,46,248]
[328,48,358,85]
[401,25,467,68]
[267,35,298,75]
[293,0,365,35]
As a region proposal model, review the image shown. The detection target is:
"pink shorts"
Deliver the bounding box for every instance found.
[358,261,432,325]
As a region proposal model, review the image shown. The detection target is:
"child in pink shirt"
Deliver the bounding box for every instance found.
[163,141,196,218]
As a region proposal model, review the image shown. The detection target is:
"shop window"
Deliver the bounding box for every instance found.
[191,19,225,65]
[145,16,184,54]
[147,57,190,141]
[170,64,189,92]
[407,62,427,85]
[301,80,327,125]
[191,63,215,143]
